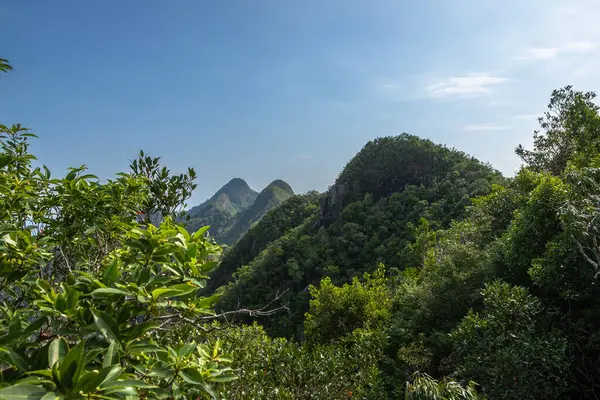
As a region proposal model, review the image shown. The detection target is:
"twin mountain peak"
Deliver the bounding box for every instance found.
[185,178,295,245]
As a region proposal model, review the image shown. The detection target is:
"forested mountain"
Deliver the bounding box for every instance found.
[206,191,320,293]
[185,177,294,244]
[209,86,600,399]
[6,56,600,399]
[215,134,504,338]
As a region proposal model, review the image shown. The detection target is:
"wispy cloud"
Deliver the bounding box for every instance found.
[564,41,598,52]
[516,41,597,61]
[517,47,559,61]
[463,123,510,131]
[425,74,507,98]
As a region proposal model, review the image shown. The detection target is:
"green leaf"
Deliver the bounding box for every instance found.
[64,169,78,181]
[54,294,66,313]
[36,279,54,298]
[48,338,68,369]
[91,288,129,297]
[103,260,119,286]
[98,364,123,389]
[91,309,120,342]
[198,261,218,273]
[192,226,210,240]
[83,225,98,236]
[103,379,155,389]
[0,384,47,399]
[202,383,218,399]
[51,362,61,391]
[103,341,119,368]
[13,377,51,386]
[59,341,85,391]
[124,320,160,341]
[73,371,102,394]
[197,294,220,309]
[40,392,59,400]
[103,386,138,396]
[179,368,205,385]
[42,165,51,179]
[0,154,12,169]
[127,343,166,354]
[83,348,104,367]
[211,373,237,383]
[0,235,18,247]
[216,354,233,363]
[24,318,46,336]
[146,363,172,379]
[167,283,197,297]
[24,370,52,378]
[151,288,182,300]
[65,290,80,312]
[177,343,196,358]
[0,347,28,372]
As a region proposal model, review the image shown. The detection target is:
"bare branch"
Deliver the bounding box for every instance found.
[575,239,598,269]
[155,289,289,332]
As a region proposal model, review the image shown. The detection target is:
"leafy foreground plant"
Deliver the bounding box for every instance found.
[0,123,237,398]
[404,373,483,400]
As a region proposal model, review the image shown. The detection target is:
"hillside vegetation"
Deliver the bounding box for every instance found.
[3,56,600,399]
[206,191,320,293]
[216,134,503,339]
[212,85,600,399]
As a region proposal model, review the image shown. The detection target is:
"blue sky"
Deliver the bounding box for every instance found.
[2,0,600,204]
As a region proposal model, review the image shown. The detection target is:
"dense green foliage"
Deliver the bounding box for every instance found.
[6,55,600,399]
[211,85,600,399]
[0,124,238,398]
[206,192,320,293]
[515,85,600,175]
[304,265,391,345]
[204,323,385,399]
[130,150,197,225]
[216,135,503,339]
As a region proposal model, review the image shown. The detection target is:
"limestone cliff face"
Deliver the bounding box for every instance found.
[317,182,349,228]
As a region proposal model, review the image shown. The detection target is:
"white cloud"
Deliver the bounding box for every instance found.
[517,41,597,61]
[463,123,510,131]
[425,74,507,98]
[564,41,597,52]
[517,47,560,61]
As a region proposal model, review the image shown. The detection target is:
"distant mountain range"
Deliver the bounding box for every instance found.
[185,178,294,245]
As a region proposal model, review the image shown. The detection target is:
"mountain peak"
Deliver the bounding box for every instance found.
[264,179,294,195]
[220,180,295,245]
[213,178,258,208]
[223,177,251,190]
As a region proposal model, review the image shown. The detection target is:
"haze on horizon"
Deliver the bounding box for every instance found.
[2,0,599,204]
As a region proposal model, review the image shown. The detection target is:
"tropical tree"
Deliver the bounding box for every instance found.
[515,86,600,175]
